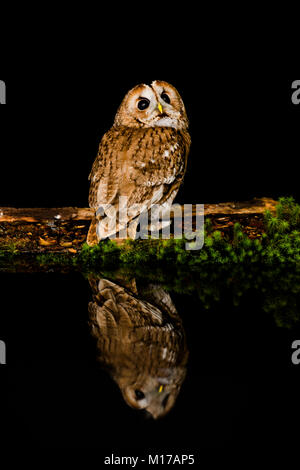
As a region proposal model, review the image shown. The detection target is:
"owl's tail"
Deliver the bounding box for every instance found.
[86,217,98,246]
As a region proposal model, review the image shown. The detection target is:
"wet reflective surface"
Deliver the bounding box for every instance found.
[88,275,188,419]
[1,265,300,450]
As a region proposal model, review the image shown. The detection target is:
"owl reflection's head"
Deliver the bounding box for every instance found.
[114,80,189,130]
[120,368,187,419]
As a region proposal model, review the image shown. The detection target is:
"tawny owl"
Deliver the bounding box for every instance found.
[87,80,191,245]
[88,275,189,419]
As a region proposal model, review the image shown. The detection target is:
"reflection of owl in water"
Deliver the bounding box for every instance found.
[87,80,191,245]
[88,276,188,419]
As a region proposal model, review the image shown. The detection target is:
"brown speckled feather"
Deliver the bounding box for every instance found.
[88,80,191,243]
[88,276,189,419]
[89,127,190,233]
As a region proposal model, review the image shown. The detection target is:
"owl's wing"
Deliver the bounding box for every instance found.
[89,127,190,236]
[88,128,124,208]
[88,278,165,336]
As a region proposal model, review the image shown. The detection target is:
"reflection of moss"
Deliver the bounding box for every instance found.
[197,265,300,329]
[88,264,300,329]
[1,256,299,330]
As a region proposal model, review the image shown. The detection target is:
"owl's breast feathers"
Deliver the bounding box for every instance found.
[88,126,191,213]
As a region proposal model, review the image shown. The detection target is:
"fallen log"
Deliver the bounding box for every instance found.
[0,197,277,254]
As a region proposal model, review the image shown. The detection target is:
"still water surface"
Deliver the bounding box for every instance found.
[1,265,300,450]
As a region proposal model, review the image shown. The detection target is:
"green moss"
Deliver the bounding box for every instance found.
[35,253,76,267]
[77,197,300,267]
[1,197,300,270]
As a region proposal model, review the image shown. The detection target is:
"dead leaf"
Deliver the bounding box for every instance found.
[72,239,82,245]
[39,237,56,246]
[60,241,73,247]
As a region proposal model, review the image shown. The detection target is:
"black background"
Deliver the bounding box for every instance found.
[1,271,299,453]
[0,53,300,456]
[1,272,288,451]
[1,273,245,451]
[0,72,299,207]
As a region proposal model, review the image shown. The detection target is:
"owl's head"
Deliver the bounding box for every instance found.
[120,367,187,420]
[113,80,189,130]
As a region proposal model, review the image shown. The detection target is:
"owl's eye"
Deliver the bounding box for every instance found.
[137,98,150,111]
[161,92,171,104]
[135,389,145,400]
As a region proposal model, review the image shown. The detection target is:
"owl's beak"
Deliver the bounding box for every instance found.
[157,103,163,114]
[158,385,164,393]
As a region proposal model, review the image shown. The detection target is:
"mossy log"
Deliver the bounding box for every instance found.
[0,197,277,254]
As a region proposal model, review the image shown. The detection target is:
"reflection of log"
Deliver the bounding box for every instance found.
[0,197,277,253]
